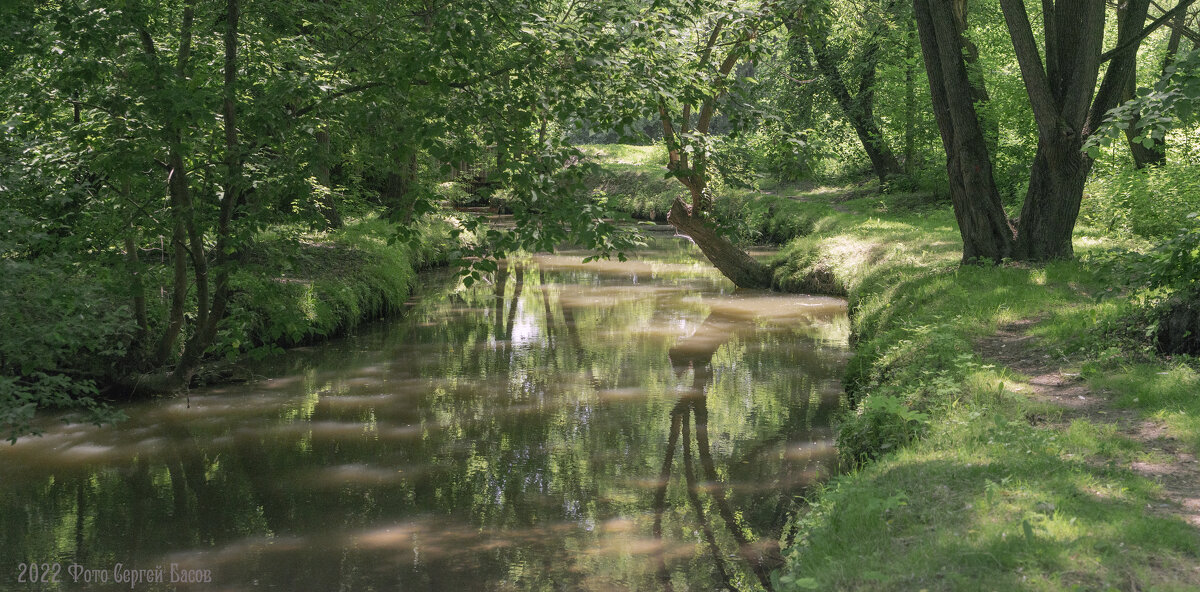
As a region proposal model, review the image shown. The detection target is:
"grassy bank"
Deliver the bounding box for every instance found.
[769,188,1200,590]
[578,144,821,246]
[0,215,456,440]
[218,216,456,361]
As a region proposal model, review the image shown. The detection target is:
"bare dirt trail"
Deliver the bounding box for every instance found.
[976,320,1200,528]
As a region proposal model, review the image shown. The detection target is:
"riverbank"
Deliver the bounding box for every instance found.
[770,186,1200,590]
[215,216,457,364]
[0,214,458,441]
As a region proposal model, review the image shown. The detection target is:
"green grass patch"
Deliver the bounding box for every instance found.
[1088,363,1200,455]
[220,215,455,359]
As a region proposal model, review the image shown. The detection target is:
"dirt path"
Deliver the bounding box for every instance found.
[976,320,1200,528]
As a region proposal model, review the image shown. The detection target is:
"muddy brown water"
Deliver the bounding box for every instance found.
[1,233,849,591]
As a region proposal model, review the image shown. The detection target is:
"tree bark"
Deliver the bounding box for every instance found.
[668,199,771,288]
[381,153,419,220]
[913,0,1014,262]
[1003,0,1147,260]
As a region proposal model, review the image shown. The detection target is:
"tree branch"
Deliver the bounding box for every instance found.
[999,0,1060,138]
[1101,0,1198,61]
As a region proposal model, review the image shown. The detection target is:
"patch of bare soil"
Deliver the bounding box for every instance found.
[976,320,1200,528]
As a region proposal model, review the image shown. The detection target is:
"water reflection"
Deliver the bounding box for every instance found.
[0,233,849,591]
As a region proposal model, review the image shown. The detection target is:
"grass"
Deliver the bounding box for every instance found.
[765,186,1200,590]
[220,215,456,359]
[580,144,826,246]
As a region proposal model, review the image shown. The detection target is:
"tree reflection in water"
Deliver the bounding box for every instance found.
[0,237,847,591]
[655,310,778,592]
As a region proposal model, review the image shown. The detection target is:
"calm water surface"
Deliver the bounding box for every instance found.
[1,233,850,591]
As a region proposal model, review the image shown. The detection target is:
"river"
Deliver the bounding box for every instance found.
[0,231,849,591]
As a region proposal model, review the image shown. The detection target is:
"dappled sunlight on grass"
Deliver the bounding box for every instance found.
[773,186,1200,590]
[1090,364,1200,454]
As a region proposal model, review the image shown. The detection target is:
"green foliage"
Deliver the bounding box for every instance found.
[0,257,134,442]
[836,394,929,468]
[1081,163,1200,239]
[1086,49,1200,158]
[1132,214,1200,295]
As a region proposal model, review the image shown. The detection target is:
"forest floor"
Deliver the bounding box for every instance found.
[976,319,1200,529]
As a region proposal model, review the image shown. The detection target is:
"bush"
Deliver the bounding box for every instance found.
[1081,163,1200,239]
[0,259,134,442]
[836,394,929,468]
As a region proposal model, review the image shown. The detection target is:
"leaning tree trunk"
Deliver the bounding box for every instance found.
[657,16,773,289]
[806,20,902,183]
[668,199,771,289]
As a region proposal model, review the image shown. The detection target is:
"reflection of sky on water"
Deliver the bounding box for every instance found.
[0,234,850,591]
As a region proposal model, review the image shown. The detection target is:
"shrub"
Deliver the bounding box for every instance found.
[1081,163,1200,239]
[0,259,134,441]
[836,394,929,469]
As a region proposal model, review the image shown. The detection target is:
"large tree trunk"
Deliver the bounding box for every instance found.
[913,0,1014,262]
[1003,0,1147,260]
[668,199,770,289]
[1012,143,1091,260]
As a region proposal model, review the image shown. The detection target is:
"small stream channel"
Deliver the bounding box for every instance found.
[1,231,850,591]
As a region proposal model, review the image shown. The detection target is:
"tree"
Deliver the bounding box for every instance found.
[791,1,903,183]
[650,3,775,288]
[913,0,1196,262]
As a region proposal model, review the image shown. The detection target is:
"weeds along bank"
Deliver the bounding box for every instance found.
[771,185,1200,590]
[0,216,458,442]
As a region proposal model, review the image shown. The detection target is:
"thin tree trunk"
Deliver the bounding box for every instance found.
[807,24,902,182]
[313,128,343,227]
[124,233,148,336]
[903,24,917,172]
[1123,5,1185,168]
[161,0,243,388]
[148,1,197,366]
[381,153,419,220]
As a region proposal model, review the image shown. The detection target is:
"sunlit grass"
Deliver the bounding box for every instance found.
[768,182,1200,590]
[1089,364,1200,455]
[576,143,666,166]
